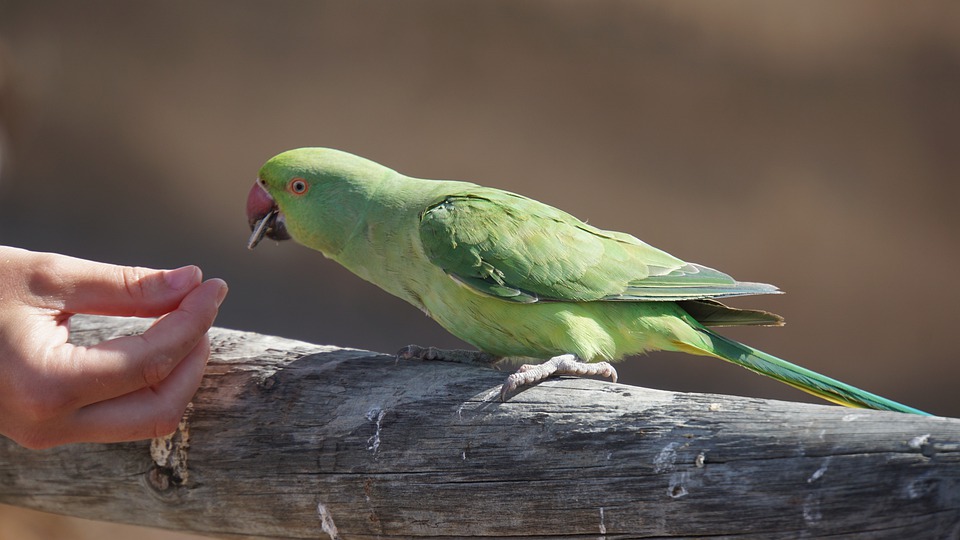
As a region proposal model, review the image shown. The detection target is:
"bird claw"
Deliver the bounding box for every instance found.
[499,354,618,401]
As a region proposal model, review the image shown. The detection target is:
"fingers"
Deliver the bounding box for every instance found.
[17,334,211,448]
[22,249,203,318]
[4,279,226,448]
[70,333,212,444]
[0,247,231,448]
[58,278,227,409]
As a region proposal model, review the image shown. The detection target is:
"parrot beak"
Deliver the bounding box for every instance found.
[246,180,290,249]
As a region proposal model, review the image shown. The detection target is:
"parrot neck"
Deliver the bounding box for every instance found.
[326,174,455,308]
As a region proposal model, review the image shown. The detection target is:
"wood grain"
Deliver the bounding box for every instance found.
[1,315,958,539]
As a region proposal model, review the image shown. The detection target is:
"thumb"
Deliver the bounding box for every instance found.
[27,251,204,317]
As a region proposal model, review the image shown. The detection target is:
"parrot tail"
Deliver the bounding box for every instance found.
[685,327,931,416]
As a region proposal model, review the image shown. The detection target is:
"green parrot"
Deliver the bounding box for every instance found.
[246,147,929,415]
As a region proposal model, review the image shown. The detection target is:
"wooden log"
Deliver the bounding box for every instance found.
[1,314,958,539]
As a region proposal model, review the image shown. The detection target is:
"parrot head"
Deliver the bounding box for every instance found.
[246,147,393,255]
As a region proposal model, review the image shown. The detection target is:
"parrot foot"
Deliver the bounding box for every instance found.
[396,344,501,367]
[499,354,618,401]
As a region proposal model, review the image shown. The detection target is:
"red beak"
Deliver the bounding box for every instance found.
[246,181,289,249]
[246,181,275,228]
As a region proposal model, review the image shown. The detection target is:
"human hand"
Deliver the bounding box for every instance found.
[0,246,228,449]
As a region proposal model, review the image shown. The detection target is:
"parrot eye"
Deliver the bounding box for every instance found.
[288,178,309,195]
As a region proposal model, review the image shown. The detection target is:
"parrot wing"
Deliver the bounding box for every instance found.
[418,190,780,304]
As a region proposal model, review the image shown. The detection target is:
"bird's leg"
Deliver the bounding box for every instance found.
[500,354,618,401]
[396,344,501,367]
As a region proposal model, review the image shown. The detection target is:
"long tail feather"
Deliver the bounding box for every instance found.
[691,327,930,416]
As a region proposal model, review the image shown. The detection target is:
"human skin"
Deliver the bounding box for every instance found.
[0,246,227,449]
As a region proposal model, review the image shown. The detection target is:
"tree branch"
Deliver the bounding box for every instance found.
[1,315,958,539]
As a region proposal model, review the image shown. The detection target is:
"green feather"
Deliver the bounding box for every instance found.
[677,299,784,327]
[419,193,781,303]
[252,147,930,416]
[691,327,930,415]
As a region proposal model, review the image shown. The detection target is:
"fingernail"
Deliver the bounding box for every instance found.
[214,279,229,307]
[164,266,201,290]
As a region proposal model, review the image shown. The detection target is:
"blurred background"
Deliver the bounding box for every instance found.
[0,1,958,538]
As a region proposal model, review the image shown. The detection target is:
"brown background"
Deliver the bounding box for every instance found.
[1,2,958,538]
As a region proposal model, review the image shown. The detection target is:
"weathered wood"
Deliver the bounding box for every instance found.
[1,315,958,539]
